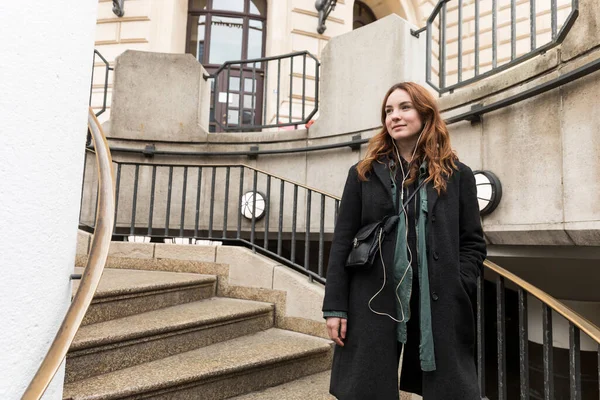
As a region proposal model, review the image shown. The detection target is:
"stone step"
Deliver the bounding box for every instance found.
[229,370,334,399]
[73,267,216,325]
[63,328,333,400]
[66,297,274,383]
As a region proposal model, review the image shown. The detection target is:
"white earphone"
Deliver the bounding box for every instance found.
[367,129,426,323]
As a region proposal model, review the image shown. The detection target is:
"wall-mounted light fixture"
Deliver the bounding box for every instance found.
[241,191,267,220]
[473,170,502,216]
[315,0,338,34]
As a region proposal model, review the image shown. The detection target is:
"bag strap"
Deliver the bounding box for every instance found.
[397,178,427,215]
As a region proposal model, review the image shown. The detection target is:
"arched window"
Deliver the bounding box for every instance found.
[353,1,376,30]
[187,0,266,66]
[187,0,267,131]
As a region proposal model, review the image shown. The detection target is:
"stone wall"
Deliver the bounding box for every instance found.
[83,2,600,247]
[438,0,600,246]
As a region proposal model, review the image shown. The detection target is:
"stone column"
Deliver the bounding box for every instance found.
[0,1,97,398]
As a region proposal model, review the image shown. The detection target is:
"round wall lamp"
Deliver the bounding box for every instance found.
[473,170,502,216]
[240,191,267,220]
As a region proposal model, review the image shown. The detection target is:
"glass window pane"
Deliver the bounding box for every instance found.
[227,109,239,124]
[212,0,244,12]
[241,110,252,125]
[244,78,255,93]
[228,93,239,106]
[189,16,206,62]
[209,16,244,64]
[247,20,263,61]
[229,76,240,91]
[243,94,255,108]
[190,0,209,10]
[249,0,267,15]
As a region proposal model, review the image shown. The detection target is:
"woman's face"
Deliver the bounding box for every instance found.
[384,89,423,145]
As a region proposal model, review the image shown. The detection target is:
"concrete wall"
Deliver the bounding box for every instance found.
[83,16,426,235]
[438,0,600,247]
[108,50,211,141]
[0,1,97,399]
[90,0,423,122]
[308,14,426,137]
[85,1,600,247]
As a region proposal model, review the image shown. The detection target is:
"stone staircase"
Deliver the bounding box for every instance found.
[63,266,334,399]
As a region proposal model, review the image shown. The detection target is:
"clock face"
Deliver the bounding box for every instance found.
[473,170,502,216]
[240,191,267,220]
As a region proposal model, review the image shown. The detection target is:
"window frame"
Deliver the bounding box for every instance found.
[186,0,267,68]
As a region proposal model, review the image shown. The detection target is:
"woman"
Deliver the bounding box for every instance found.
[322,82,486,400]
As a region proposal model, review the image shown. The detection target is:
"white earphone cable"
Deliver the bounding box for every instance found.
[367,131,425,322]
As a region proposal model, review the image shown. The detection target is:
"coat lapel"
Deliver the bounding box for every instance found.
[372,161,394,206]
[427,181,439,216]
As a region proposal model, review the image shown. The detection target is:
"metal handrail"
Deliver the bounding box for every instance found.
[206,51,320,132]
[22,108,115,399]
[484,259,600,343]
[480,259,599,398]
[419,0,579,94]
[91,49,113,118]
[77,151,600,396]
[113,162,340,200]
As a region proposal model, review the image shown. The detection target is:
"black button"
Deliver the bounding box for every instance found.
[432,292,439,301]
[432,215,436,223]
[433,251,439,260]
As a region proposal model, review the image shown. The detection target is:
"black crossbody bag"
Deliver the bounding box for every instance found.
[345,179,427,270]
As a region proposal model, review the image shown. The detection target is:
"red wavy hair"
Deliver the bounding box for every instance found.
[356,82,457,194]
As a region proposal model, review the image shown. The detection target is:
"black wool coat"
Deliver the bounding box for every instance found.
[323,160,486,400]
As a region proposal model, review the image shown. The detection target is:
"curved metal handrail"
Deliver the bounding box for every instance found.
[484,259,600,343]
[21,108,115,399]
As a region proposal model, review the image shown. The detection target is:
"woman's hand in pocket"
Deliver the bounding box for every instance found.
[326,317,347,347]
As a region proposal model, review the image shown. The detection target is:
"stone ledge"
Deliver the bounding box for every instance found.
[154,243,216,262]
[216,246,280,290]
[484,221,600,246]
[273,266,325,322]
[108,241,155,259]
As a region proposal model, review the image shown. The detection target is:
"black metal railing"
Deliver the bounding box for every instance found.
[481,260,600,400]
[90,49,113,117]
[413,0,579,94]
[80,162,337,284]
[206,51,320,132]
[79,157,600,399]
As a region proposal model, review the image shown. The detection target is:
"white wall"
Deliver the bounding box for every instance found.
[0,1,97,399]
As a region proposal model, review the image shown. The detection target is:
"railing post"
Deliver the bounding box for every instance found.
[194,166,202,238]
[518,288,530,400]
[250,169,258,249]
[148,166,156,237]
[569,323,581,400]
[223,166,230,239]
[277,180,285,256]
[263,175,271,249]
[113,164,122,235]
[180,166,188,238]
[496,276,507,400]
[291,185,298,263]
[477,273,486,397]
[130,164,140,236]
[304,190,312,282]
[209,167,216,238]
[165,166,173,237]
[543,304,554,400]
